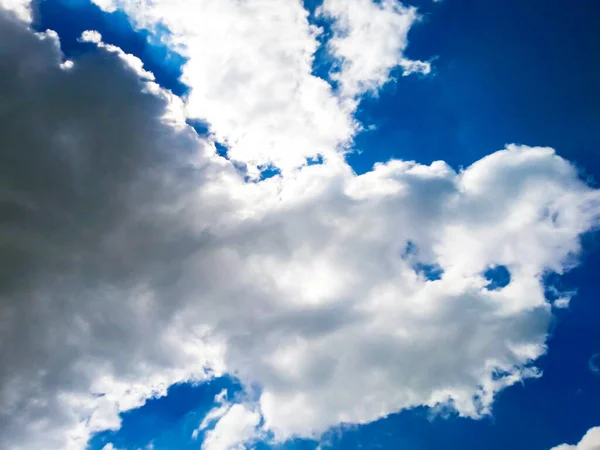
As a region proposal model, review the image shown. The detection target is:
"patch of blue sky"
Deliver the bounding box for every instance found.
[483,265,511,290]
[88,377,244,450]
[186,119,212,140]
[349,0,600,178]
[303,0,340,91]
[306,155,325,166]
[34,0,189,97]
[414,262,444,281]
[257,165,282,180]
[401,241,444,281]
[212,141,229,160]
[589,353,600,375]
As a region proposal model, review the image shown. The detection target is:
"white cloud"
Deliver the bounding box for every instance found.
[0,12,224,449]
[79,30,156,81]
[80,29,102,43]
[192,389,231,439]
[0,0,30,21]
[548,285,577,309]
[101,444,120,450]
[89,0,357,177]
[195,392,264,450]
[318,0,430,96]
[1,2,600,450]
[551,427,600,450]
[553,296,571,308]
[88,0,428,177]
[202,404,262,450]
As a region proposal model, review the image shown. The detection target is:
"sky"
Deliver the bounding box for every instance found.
[0,0,599,450]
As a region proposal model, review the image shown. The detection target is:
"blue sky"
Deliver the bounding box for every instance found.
[1,0,599,449]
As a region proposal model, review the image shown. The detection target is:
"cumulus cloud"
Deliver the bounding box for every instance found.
[0,0,30,20]
[88,0,428,176]
[318,0,431,96]
[192,389,231,440]
[201,403,262,450]
[78,30,156,82]
[101,444,121,450]
[1,1,600,450]
[551,427,600,450]
[193,389,263,450]
[0,10,227,449]
[89,0,356,176]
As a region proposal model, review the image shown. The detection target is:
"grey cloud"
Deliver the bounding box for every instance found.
[0,10,221,448]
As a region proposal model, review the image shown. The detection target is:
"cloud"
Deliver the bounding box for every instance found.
[551,427,600,450]
[101,444,121,450]
[88,0,428,177]
[89,0,357,176]
[0,0,30,21]
[78,30,156,82]
[0,10,226,449]
[1,2,600,450]
[192,389,231,440]
[201,403,263,450]
[192,388,263,450]
[318,0,431,96]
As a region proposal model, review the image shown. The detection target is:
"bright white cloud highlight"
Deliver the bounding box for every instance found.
[0,0,30,21]
[79,30,155,81]
[89,0,427,177]
[201,403,262,450]
[192,389,264,450]
[318,0,431,96]
[101,444,121,450]
[90,0,357,176]
[551,427,600,450]
[193,390,231,440]
[0,2,599,450]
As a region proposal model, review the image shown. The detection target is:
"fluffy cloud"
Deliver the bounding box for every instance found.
[201,402,262,450]
[0,10,226,449]
[0,0,30,20]
[192,389,263,450]
[1,2,600,450]
[89,0,427,176]
[551,427,600,450]
[101,444,121,450]
[234,144,599,438]
[90,0,356,176]
[318,0,431,96]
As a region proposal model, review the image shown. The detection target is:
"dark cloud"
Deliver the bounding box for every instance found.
[0,10,216,448]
